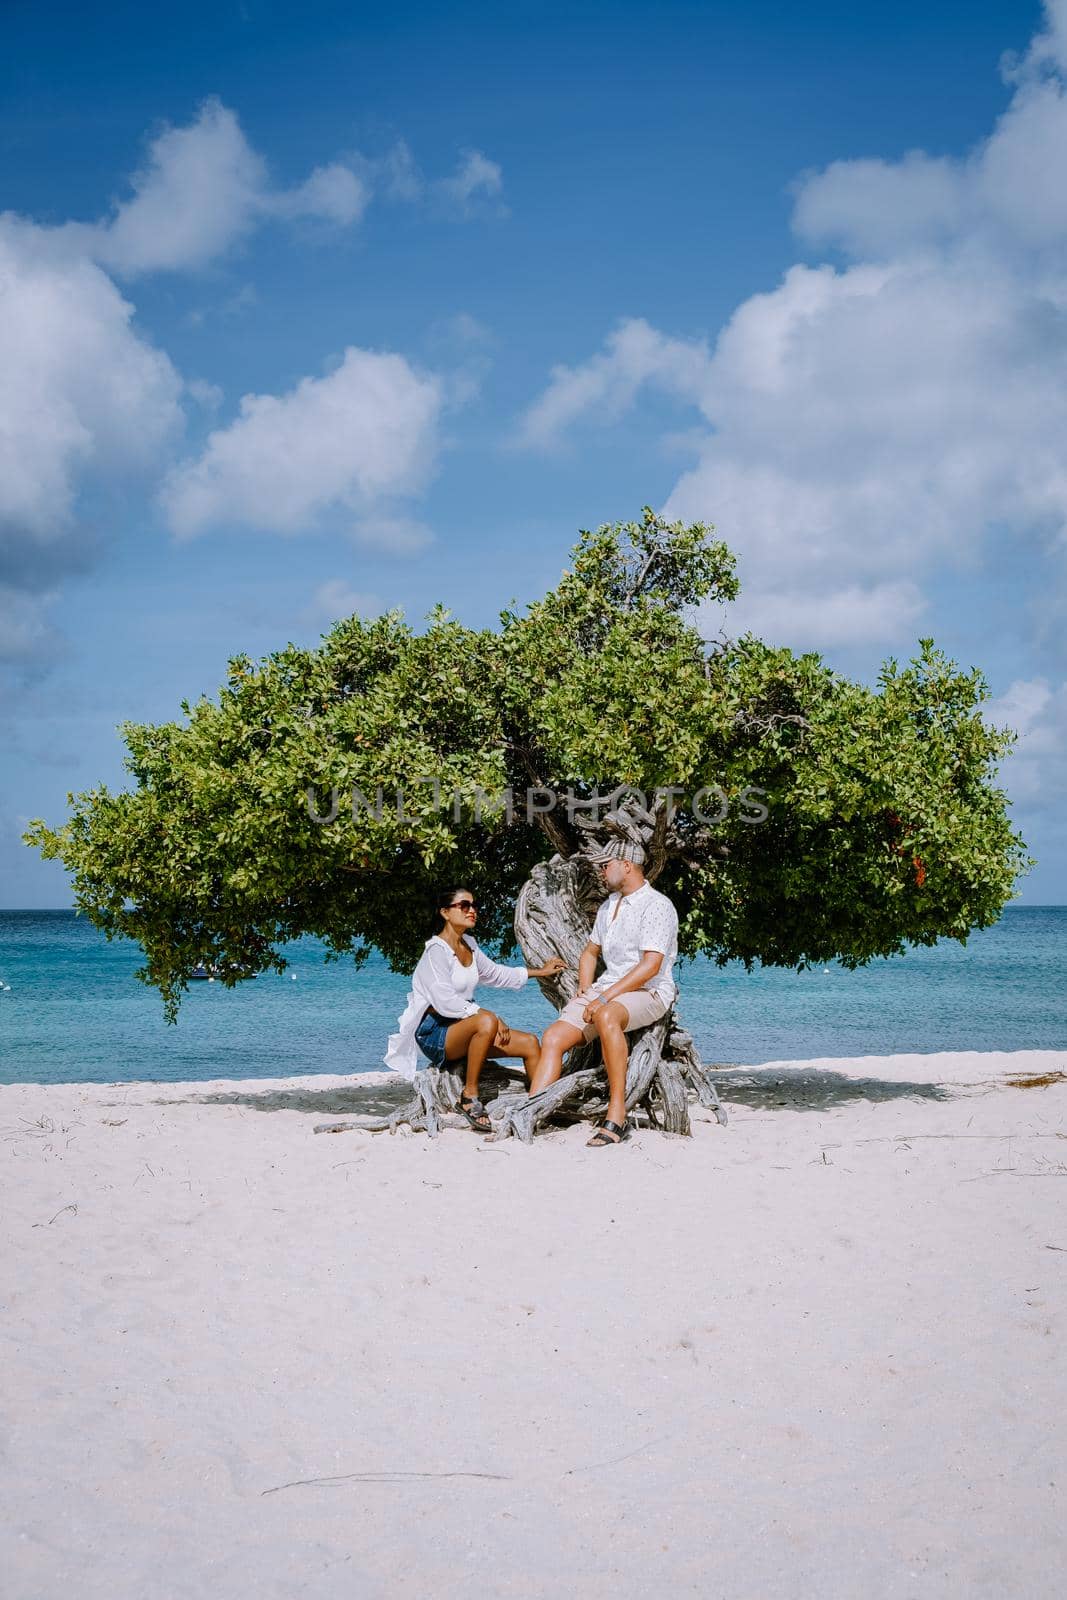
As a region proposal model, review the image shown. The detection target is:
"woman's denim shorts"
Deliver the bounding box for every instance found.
[414,1007,454,1068]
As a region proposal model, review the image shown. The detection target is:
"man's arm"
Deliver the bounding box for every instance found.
[576,940,601,996]
[585,950,662,1011]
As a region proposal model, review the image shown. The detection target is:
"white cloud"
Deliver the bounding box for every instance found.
[518,1,1067,655]
[422,311,496,406]
[186,282,258,328]
[0,99,488,683]
[986,678,1057,747]
[793,11,1067,259]
[76,107,508,275]
[360,142,507,215]
[984,676,1067,811]
[1002,0,1067,83]
[64,100,373,277]
[438,149,505,216]
[431,311,493,347]
[712,580,927,651]
[161,348,442,539]
[302,579,383,625]
[83,100,269,275]
[271,162,369,227]
[0,216,183,584]
[186,378,224,411]
[0,586,61,665]
[517,319,710,450]
[381,140,423,202]
[67,104,503,276]
[790,153,966,260]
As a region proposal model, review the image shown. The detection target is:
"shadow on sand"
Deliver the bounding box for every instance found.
[157,1064,954,1119]
[158,1064,524,1119]
[711,1066,954,1113]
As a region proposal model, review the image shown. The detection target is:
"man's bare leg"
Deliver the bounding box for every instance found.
[593,1001,632,1135]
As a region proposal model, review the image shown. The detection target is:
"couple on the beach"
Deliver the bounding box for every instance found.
[384,838,679,1147]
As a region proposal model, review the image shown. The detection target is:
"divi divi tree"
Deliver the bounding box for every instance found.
[27,510,1029,1132]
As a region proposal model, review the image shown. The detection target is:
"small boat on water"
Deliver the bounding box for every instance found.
[190,962,257,982]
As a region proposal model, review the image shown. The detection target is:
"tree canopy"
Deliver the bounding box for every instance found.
[26,509,1030,1019]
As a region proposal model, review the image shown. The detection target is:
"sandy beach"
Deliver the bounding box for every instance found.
[3,1050,1065,1599]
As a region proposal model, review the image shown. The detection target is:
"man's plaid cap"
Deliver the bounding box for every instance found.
[586,837,646,865]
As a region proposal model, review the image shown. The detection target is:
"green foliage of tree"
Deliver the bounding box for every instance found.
[25,509,1030,1019]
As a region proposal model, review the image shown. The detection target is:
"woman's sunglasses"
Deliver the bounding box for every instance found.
[449,899,477,913]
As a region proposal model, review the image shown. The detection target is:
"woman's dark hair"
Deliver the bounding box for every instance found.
[429,884,473,935]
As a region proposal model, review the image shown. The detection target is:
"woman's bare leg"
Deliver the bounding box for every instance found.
[527,1018,585,1095]
[442,1009,498,1100]
[493,1027,541,1084]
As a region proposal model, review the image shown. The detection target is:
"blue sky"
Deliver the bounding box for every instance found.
[4,0,1066,905]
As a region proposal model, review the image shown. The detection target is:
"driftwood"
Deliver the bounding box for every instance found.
[314,1067,468,1136]
[482,1011,728,1143]
[320,797,729,1143]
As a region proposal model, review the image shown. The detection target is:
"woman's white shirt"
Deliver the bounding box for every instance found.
[384,935,529,1078]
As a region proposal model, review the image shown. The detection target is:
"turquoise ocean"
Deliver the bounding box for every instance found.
[1,907,1065,1086]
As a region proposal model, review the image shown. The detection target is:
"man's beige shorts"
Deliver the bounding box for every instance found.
[556,988,668,1042]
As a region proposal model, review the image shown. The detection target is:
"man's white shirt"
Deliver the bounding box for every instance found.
[591,881,678,1005]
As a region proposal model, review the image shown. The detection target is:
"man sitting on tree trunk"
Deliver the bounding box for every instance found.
[526,838,679,1147]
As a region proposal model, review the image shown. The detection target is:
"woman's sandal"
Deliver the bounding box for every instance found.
[456,1093,493,1133]
[586,1118,631,1148]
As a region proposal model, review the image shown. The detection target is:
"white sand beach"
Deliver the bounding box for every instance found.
[3,1051,1065,1599]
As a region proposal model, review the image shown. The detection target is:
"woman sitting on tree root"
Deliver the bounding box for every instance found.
[385,885,565,1131]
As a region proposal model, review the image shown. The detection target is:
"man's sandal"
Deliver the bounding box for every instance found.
[456,1093,492,1133]
[586,1118,631,1148]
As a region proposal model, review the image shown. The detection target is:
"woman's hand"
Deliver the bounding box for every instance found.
[531,956,566,979]
[494,1021,512,1051]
